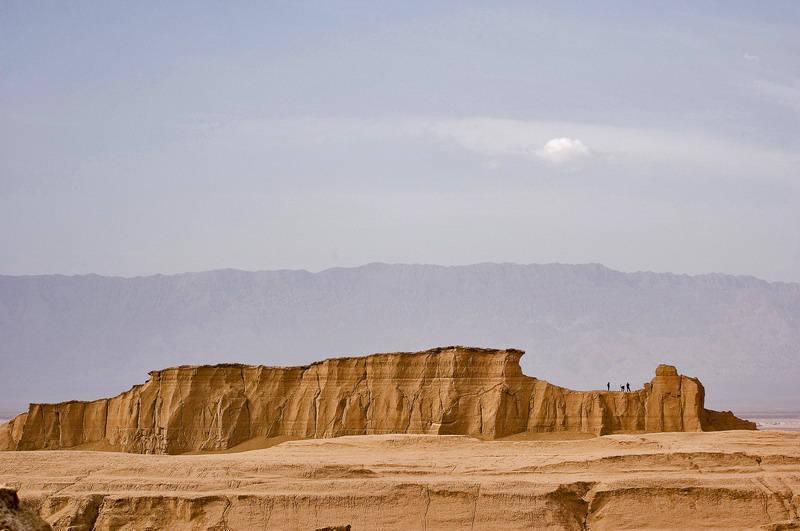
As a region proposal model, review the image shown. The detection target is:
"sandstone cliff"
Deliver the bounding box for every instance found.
[0,347,754,454]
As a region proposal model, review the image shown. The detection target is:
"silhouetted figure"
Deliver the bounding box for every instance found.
[620,385,625,392]
[607,382,610,391]
[626,382,630,392]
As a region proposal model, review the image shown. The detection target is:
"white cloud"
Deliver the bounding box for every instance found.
[208,116,796,182]
[423,117,796,178]
[536,137,591,165]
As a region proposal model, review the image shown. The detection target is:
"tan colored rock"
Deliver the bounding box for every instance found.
[1,431,797,530]
[702,408,761,431]
[0,346,754,454]
[0,487,51,531]
[644,366,705,432]
[655,364,679,376]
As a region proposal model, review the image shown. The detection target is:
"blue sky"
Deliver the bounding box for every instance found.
[2,1,799,280]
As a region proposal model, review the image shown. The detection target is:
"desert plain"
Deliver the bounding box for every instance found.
[0,430,799,530]
[0,347,797,529]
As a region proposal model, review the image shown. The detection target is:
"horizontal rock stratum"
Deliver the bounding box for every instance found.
[3,432,798,530]
[0,346,754,454]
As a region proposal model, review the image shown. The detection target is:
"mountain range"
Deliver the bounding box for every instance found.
[1,262,797,413]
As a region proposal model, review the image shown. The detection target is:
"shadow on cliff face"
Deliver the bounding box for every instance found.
[0,487,52,531]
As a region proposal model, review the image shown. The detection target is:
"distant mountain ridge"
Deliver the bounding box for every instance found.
[1,263,798,412]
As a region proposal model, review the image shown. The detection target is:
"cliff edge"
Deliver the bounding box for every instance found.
[0,346,754,454]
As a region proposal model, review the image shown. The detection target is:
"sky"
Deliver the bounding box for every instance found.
[1,1,799,281]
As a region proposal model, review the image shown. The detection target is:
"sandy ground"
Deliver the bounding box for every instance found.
[1,430,799,530]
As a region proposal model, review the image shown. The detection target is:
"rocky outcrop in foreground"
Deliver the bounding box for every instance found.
[0,346,754,454]
[0,487,50,530]
[1,432,797,530]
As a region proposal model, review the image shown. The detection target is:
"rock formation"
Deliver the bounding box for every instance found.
[0,487,51,531]
[0,346,754,454]
[3,432,797,530]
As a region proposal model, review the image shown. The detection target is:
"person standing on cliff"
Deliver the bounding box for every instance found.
[607,382,610,391]
[626,382,630,392]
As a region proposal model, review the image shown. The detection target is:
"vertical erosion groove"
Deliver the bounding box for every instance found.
[1,347,754,454]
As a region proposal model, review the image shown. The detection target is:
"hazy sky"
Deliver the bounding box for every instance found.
[2,1,799,280]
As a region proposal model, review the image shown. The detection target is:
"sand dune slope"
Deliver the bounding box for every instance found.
[1,430,798,530]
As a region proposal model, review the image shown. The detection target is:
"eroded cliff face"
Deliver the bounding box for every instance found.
[0,347,754,454]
